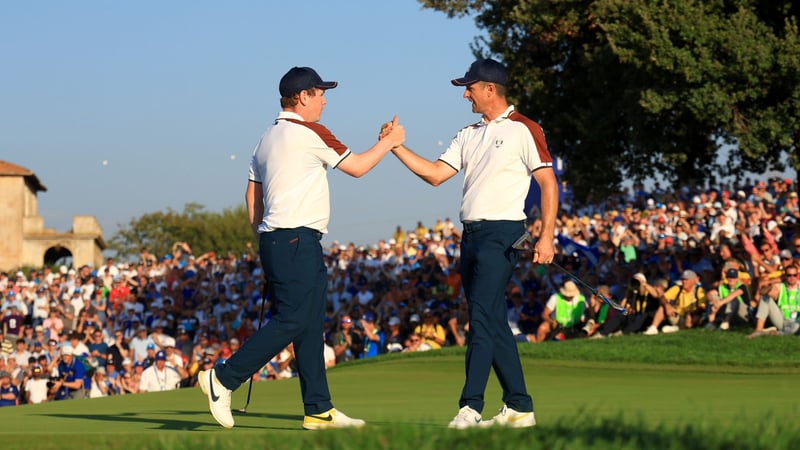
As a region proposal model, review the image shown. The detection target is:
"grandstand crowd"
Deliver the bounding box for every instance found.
[1,176,798,406]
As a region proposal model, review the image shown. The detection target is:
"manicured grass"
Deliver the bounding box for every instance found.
[1,330,798,449]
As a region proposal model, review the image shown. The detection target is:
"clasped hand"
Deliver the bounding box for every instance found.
[379,116,404,147]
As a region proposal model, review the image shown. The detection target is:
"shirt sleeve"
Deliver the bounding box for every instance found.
[248,151,262,184]
[437,134,463,172]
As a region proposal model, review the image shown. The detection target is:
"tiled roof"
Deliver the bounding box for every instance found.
[0,160,47,191]
[0,160,34,176]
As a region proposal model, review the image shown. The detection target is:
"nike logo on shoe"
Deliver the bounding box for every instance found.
[209,371,220,402]
[508,413,532,422]
[309,413,334,422]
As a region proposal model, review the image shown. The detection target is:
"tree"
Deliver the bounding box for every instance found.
[108,203,254,261]
[420,0,799,202]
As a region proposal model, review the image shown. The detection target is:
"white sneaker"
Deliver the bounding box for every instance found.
[482,405,536,428]
[303,408,366,430]
[198,369,234,429]
[661,325,680,334]
[448,406,483,429]
[643,325,659,335]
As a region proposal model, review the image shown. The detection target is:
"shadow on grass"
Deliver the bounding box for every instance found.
[38,410,306,431]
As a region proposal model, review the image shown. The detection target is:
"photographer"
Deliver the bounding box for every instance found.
[49,344,88,400]
[612,273,665,335]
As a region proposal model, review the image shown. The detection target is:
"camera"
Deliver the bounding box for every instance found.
[628,279,641,295]
[46,374,64,389]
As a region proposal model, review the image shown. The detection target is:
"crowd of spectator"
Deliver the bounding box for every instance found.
[0,176,798,407]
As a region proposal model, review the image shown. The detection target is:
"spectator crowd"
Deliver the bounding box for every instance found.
[1,176,798,407]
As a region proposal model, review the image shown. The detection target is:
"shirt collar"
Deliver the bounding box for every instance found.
[482,105,516,125]
[277,111,304,121]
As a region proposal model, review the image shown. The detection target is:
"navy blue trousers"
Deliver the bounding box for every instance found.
[215,227,333,415]
[459,220,533,413]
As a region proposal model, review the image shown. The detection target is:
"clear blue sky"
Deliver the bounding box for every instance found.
[1,1,484,249]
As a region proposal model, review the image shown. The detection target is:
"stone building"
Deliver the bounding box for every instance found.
[0,161,106,272]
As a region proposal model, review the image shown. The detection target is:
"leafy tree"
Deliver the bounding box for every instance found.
[108,202,254,261]
[420,0,799,202]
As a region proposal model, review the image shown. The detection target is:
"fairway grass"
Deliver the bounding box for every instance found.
[1,330,798,449]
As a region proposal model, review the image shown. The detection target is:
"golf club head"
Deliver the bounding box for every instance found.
[512,232,534,250]
[236,407,248,413]
[597,294,628,315]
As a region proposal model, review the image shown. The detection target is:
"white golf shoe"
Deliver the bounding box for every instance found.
[198,368,234,429]
[481,405,536,428]
[302,408,366,430]
[661,325,680,333]
[448,406,483,429]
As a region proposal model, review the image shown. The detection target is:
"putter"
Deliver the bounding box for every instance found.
[512,232,628,315]
[236,282,268,413]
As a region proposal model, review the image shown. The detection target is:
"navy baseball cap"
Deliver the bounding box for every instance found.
[155,350,166,361]
[452,58,508,86]
[279,67,338,97]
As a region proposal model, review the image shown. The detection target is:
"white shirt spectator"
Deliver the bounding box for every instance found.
[24,375,49,404]
[31,293,50,323]
[139,364,182,392]
[355,287,374,306]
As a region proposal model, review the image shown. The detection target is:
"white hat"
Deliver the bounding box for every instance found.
[559,281,580,297]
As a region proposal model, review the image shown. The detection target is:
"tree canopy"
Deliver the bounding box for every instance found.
[108,202,253,261]
[420,0,799,202]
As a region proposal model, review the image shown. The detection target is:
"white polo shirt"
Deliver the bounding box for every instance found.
[249,111,351,234]
[438,105,553,222]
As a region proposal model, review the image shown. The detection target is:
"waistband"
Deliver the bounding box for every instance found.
[265,227,323,240]
[461,220,525,234]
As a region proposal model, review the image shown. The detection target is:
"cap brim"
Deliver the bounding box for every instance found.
[451,77,477,86]
[316,81,338,90]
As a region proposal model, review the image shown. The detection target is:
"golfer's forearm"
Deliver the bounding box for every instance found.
[245,181,263,236]
[534,168,559,239]
[392,145,451,186]
[337,139,395,178]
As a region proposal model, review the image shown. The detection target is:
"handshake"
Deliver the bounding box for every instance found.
[378,116,405,149]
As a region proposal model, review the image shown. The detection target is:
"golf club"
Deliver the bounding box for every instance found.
[550,261,627,314]
[512,232,628,314]
[236,281,268,413]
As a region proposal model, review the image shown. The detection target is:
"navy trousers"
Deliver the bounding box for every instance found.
[458,220,533,413]
[215,227,333,415]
